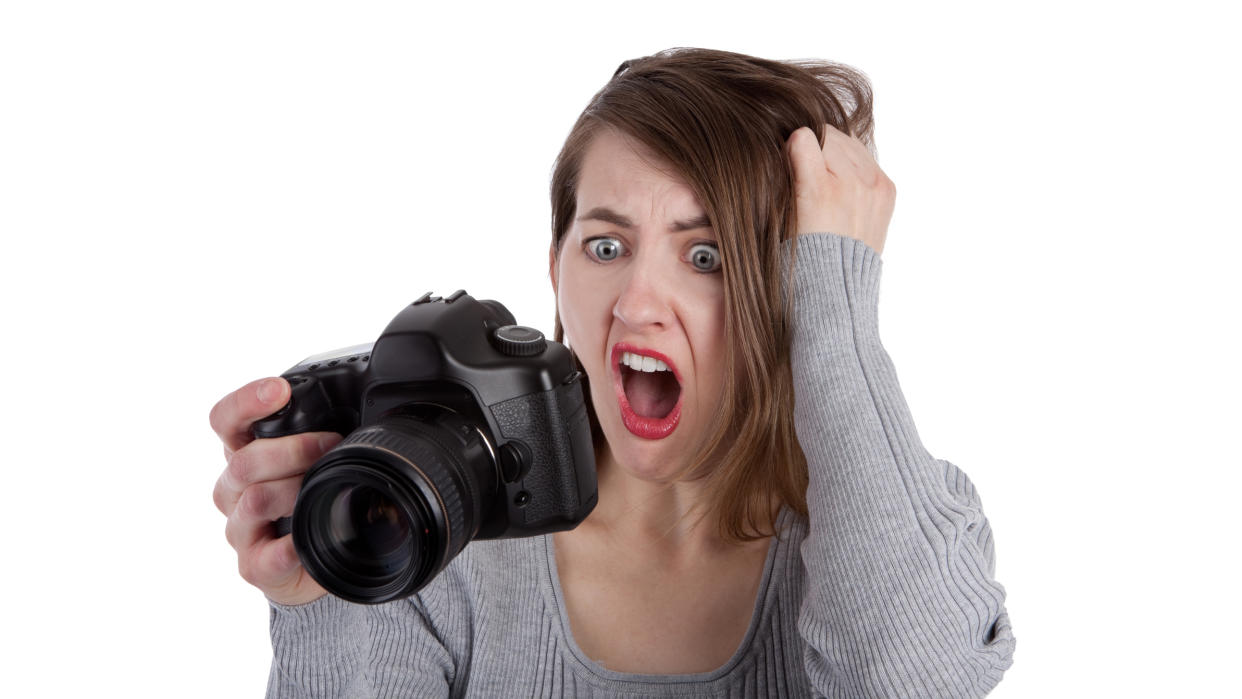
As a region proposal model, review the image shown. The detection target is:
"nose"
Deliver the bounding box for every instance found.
[612,255,675,332]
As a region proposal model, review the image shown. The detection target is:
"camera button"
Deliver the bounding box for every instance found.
[491,325,546,357]
[499,442,530,483]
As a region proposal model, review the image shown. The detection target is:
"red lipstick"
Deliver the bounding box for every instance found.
[611,343,683,440]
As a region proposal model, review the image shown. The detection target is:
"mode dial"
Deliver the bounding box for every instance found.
[490,325,546,357]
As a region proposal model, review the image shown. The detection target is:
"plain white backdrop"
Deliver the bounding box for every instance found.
[1,1,1237,696]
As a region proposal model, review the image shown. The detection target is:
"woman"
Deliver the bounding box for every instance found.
[211,48,1015,697]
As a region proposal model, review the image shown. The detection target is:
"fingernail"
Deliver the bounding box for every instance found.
[257,379,281,404]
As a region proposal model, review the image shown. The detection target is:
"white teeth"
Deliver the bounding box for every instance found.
[621,351,671,373]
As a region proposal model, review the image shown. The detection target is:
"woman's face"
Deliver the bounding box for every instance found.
[551,129,726,482]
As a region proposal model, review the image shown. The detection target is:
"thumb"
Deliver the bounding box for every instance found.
[787,127,828,180]
[786,127,832,233]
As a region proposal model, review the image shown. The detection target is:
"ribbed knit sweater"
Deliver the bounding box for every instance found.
[266,233,1016,698]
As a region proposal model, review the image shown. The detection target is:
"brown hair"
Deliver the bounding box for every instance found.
[550,47,876,542]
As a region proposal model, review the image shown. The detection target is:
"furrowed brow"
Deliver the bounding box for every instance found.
[671,214,712,232]
[578,207,712,233]
[577,207,634,228]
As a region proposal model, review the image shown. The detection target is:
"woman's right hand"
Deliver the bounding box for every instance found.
[210,377,343,606]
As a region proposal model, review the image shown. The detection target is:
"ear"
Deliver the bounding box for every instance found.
[548,242,559,296]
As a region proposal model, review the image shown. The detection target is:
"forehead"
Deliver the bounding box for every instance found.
[576,130,702,214]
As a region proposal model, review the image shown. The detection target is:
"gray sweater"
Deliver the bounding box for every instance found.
[266,233,1016,698]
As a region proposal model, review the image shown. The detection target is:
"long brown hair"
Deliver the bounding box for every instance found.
[550,48,876,542]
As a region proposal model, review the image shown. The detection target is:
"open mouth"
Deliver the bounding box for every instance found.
[611,344,683,440]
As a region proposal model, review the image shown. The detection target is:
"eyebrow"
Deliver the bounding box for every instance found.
[577,206,712,233]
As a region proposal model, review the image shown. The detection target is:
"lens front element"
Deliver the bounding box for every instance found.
[289,410,497,604]
[326,484,415,577]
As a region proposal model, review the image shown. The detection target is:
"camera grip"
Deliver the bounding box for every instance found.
[273,516,292,538]
[489,379,596,527]
[251,375,352,439]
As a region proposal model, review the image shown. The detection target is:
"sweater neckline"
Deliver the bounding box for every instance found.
[538,506,790,687]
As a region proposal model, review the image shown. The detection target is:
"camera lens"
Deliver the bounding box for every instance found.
[289,409,497,604]
[325,484,414,576]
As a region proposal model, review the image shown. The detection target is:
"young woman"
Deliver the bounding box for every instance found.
[211,48,1015,697]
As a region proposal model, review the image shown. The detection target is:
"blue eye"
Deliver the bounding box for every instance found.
[587,237,624,262]
[688,243,721,272]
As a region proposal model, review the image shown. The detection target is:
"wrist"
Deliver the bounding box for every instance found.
[783,233,882,340]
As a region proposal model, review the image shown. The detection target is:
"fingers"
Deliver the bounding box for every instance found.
[822,124,885,188]
[787,126,832,197]
[239,534,304,591]
[229,488,326,605]
[786,124,895,253]
[224,473,303,551]
[213,431,343,516]
[787,127,843,237]
[210,377,334,605]
[229,477,320,600]
[816,124,864,181]
[209,377,291,455]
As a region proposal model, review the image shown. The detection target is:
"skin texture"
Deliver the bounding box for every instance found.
[551,128,728,489]
[547,129,752,672]
[546,125,895,673]
[786,124,894,254]
[210,376,338,606]
[210,121,895,642]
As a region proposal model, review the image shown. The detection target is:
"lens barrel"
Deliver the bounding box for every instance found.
[289,409,497,604]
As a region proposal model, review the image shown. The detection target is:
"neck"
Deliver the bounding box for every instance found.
[582,445,723,552]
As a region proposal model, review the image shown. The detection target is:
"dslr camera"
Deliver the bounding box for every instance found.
[252,291,597,604]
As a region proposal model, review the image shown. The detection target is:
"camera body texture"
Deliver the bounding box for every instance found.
[252,291,597,603]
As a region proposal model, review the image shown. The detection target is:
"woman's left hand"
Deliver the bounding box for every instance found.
[785,124,895,256]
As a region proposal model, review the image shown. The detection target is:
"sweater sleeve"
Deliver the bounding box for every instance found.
[785,233,1015,698]
[266,593,455,698]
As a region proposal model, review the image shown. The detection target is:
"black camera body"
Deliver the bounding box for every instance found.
[253,291,596,604]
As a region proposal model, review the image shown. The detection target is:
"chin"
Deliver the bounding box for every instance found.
[597,417,694,484]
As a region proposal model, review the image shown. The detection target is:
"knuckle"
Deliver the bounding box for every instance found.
[241,484,270,519]
[237,556,259,586]
[209,389,243,436]
[212,480,229,515]
[226,447,258,486]
[223,517,240,550]
[208,398,228,436]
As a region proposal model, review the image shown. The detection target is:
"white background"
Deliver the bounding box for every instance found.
[1,1,1237,696]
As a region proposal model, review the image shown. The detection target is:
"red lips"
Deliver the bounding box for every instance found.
[611,343,683,440]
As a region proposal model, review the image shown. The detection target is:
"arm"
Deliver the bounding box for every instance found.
[266,596,371,698]
[787,232,1015,697]
[267,594,456,698]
